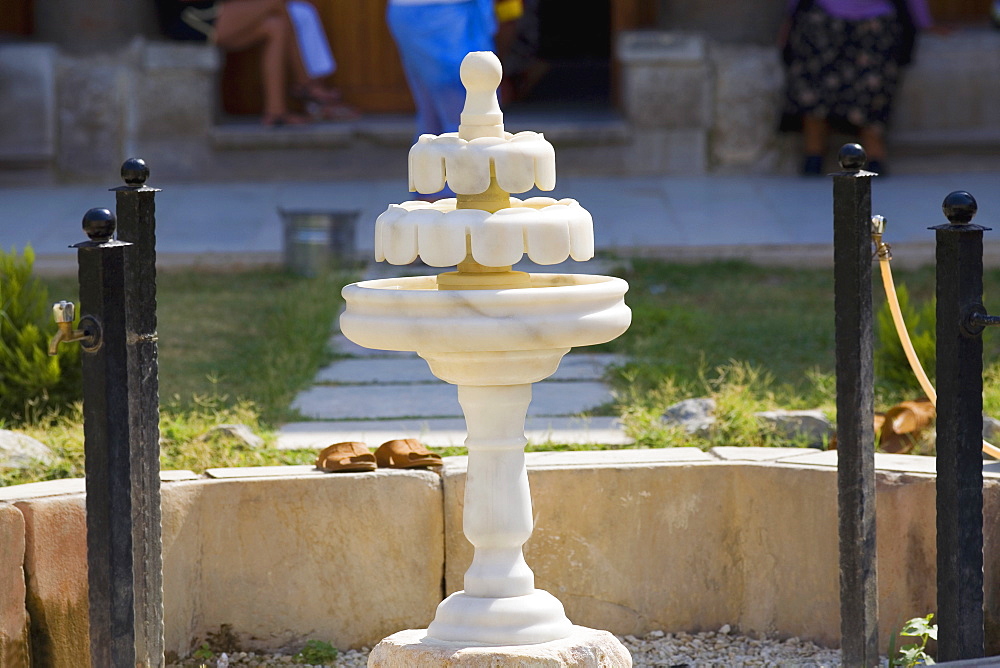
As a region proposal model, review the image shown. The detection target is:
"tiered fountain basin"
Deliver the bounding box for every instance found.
[374,197,594,268]
[407,131,556,195]
[340,273,629,386]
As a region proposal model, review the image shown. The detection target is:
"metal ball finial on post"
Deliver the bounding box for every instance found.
[837,143,868,172]
[943,190,978,225]
[82,207,117,243]
[120,157,150,187]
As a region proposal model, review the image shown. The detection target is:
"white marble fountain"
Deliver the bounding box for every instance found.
[342,52,633,667]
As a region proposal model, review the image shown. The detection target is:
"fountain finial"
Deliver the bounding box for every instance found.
[459,51,504,140]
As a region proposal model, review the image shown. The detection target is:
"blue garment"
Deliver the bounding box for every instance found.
[287,0,336,79]
[387,1,496,139]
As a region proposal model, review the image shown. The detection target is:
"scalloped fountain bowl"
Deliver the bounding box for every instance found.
[341,273,629,387]
[341,274,628,353]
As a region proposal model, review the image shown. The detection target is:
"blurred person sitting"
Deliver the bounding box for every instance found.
[779,0,934,175]
[387,0,520,199]
[179,0,358,126]
[387,0,523,138]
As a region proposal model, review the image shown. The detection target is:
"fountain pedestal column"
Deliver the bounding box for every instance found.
[368,352,632,666]
[428,381,573,644]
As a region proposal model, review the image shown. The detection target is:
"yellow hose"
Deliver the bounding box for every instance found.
[875,226,1000,459]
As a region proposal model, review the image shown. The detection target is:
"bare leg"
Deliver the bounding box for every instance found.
[215,0,300,122]
[802,114,829,156]
[858,125,887,163]
[284,12,312,92]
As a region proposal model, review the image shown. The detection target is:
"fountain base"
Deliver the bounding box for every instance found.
[368,626,632,667]
[427,589,572,645]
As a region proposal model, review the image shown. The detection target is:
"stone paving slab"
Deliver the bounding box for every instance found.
[313,353,622,385]
[315,357,436,384]
[276,416,630,449]
[290,380,613,420]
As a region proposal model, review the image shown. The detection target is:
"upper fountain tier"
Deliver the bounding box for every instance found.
[408,130,555,196]
[375,51,594,268]
[409,50,555,194]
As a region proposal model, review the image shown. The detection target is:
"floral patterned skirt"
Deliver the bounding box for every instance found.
[783,5,904,130]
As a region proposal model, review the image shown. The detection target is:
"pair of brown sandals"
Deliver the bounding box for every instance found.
[315,438,442,473]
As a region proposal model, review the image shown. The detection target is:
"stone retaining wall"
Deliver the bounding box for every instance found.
[1,448,998,664]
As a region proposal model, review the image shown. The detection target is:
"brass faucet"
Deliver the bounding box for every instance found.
[48,301,95,355]
[871,214,891,260]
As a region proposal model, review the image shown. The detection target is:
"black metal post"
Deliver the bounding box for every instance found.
[75,208,137,667]
[112,158,164,668]
[932,191,986,661]
[833,143,879,666]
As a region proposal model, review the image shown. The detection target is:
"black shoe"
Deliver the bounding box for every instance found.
[801,155,823,176]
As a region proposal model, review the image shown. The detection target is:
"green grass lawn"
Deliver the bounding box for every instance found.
[40,268,353,425]
[2,267,353,485]
[602,258,1000,449]
[7,257,1000,484]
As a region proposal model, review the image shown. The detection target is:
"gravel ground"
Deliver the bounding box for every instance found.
[167,626,858,667]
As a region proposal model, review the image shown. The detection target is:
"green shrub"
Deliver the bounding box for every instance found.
[876,283,935,397]
[0,246,81,423]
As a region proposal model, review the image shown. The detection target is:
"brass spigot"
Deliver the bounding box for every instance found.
[871,214,891,260]
[48,301,99,355]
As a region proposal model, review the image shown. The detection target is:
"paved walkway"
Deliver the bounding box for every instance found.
[8,170,1000,274]
[4,168,999,449]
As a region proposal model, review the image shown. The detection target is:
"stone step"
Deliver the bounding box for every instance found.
[289,380,614,421]
[313,353,621,385]
[209,110,629,152]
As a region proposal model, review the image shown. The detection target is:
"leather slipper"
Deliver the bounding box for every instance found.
[375,438,443,469]
[315,441,377,473]
[879,398,935,454]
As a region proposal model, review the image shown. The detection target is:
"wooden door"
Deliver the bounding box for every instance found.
[315,0,413,112]
[221,0,413,116]
[929,0,991,23]
[610,0,657,105]
[0,0,33,35]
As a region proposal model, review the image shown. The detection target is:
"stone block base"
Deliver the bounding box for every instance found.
[368,626,632,667]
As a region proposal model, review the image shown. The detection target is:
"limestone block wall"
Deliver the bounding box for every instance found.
[0,39,218,179]
[616,29,1000,175]
[0,504,30,666]
[0,44,58,165]
[616,32,789,175]
[18,494,89,667]
[159,472,444,655]
[1,469,443,665]
[2,451,1000,664]
[893,28,1000,138]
